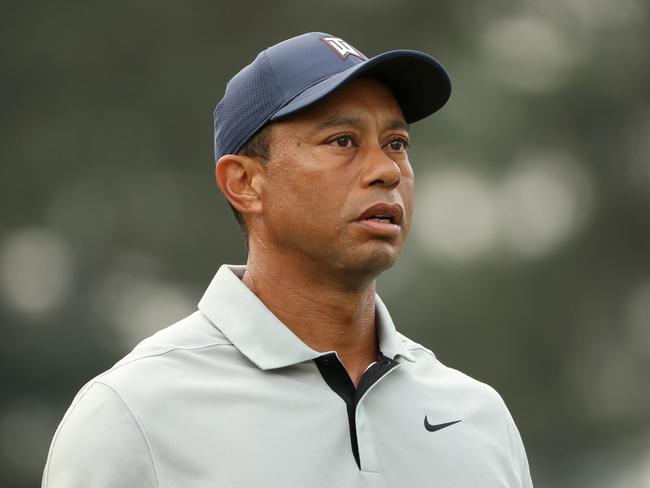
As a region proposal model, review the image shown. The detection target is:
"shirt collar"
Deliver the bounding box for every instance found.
[198,265,415,370]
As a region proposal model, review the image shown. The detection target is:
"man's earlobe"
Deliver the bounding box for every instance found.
[215,155,265,215]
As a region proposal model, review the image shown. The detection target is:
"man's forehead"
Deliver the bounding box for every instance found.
[282,78,408,131]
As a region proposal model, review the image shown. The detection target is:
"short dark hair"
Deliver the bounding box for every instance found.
[239,124,272,161]
[227,124,272,250]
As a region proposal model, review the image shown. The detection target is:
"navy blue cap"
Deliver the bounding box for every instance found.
[213,32,451,161]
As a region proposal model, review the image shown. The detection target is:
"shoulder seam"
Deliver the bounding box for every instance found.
[95,381,162,488]
[107,342,234,375]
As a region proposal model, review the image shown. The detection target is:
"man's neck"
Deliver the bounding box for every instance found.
[242,251,379,387]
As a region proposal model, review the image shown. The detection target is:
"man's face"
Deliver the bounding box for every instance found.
[257,78,414,278]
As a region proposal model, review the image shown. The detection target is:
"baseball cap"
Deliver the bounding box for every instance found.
[213,32,451,161]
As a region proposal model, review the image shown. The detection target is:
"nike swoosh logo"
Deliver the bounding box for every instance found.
[424,416,462,432]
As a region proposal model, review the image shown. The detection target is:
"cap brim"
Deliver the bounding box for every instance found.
[270,50,451,124]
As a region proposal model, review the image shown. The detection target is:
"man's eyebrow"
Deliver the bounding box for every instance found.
[311,116,365,134]
[310,116,410,134]
[386,118,410,132]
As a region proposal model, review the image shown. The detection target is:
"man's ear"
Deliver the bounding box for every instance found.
[215,154,265,215]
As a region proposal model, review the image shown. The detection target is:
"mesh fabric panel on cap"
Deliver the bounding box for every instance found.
[214,52,283,160]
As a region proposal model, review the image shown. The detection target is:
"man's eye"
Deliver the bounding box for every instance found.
[331,136,353,147]
[387,138,409,151]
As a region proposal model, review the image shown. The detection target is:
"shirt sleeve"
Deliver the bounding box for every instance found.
[503,405,534,488]
[42,381,158,488]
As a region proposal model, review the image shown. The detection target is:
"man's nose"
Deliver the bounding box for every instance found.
[360,146,401,189]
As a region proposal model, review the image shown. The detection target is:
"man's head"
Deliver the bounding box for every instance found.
[213,33,450,279]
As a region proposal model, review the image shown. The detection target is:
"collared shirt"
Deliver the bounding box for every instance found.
[43,265,533,488]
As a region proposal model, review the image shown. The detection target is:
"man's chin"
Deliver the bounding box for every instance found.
[338,245,401,278]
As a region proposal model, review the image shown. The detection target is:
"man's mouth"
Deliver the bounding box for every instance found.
[366,215,395,224]
[358,203,403,226]
[354,203,404,237]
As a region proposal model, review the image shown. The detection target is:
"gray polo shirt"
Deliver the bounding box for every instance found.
[43,265,533,487]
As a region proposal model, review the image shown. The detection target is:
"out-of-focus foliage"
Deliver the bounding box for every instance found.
[1,1,649,487]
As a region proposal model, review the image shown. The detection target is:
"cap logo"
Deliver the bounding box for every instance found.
[320,36,367,61]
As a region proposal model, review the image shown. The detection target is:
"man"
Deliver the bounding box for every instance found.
[43,33,533,487]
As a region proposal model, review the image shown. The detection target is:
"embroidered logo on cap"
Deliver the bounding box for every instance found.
[320,36,367,61]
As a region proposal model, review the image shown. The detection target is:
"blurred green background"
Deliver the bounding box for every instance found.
[1,1,649,487]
